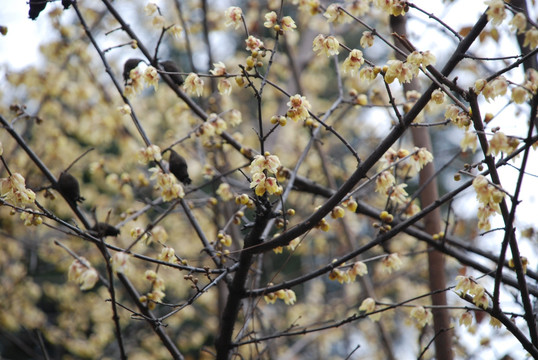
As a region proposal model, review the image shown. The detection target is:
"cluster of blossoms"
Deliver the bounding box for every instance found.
[209,62,232,96]
[286,94,311,122]
[263,287,297,305]
[124,62,161,97]
[445,104,471,130]
[183,73,204,97]
[196,113,228,147]
[249,152,282,197]
[1,172,36,206]
[137,144,162,164]
[20,209,43,227]
[472,175,505,231]
[130,226,149,245]
[409,306,433,328]
[312,34,340,57]
[359,297,382,321]
[150,168,185,202]
[263,11,296,33]
[476,76,508,102]
[329,261,368,283]
[68,257,99,291]
[139,270,166,310]
[454,275,489,309]
[485,1,538,49]
[374,0,408,16]
[384,50,435,84]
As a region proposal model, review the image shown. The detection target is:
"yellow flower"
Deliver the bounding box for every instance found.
[382,253,402,273]
[250,153,281,175]
[511,86,528,104]
[387,184,408,205]
[170,24,183,39]
[210,62,227,76]
[143,66,159,91]
[524,27,538,49]
[431,89,445,104]
[410,147,433,171]
[216,183,234,201]
[485,0,506,26]
[410,306,432,328]
[460,131,478,153]
[245,35,264,52]
[454,275,472,293]
[312,34,340,57]
[183,73,204,97]
[342,49,365,76]
[1,173,36,206]
[158,247,177,263]
[323,4,348,23]
[287,94,311,122]
[280,16,297,32]
[144,3,158,16]
[224,6,243,29]
[360,31,375,48]
[482,77,508,101]
[264,11,278,28]
[359,297,376,313]
[375,171,395,194]
[111,252,130,274]
[218,79,232,95]
[459,311,473,327]
[509,12,527,34]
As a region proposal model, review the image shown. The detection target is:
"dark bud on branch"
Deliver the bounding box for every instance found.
[123,58,144,84]
[90,222,120,238]
[29,0,48,20]
[57,172,84,204]
[160,60,184,86]
[168,149,191,185]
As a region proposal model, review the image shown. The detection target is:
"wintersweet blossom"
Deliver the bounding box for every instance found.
[68,258,99,290]
[342,49,365,76]
[170,24,183,39]
[224,7,243,29]
[210,62,227,76]
[264,11,278,28]
[382,253,402,273]
[482,77,508,101]
[137,144,162,164]
[360,31,375,48]
[485,0,506,26]
[523,27,538,49]
[216,183,233,201]
[218,79,232,95]
[375,171,395,195]
[158,247,177,263]
[359,297,381,320]
[410,306,433,328]
[150,168,185,201]
[245,35,264,51]
[459,311,473,327]
[143,66,159,91]
[280,16,297,32]
[1,173,36,206]
[387,184,408,205]
[312,34,340,57]
[460,131,478,153]
[431,89,445,104]
[509,12,527,34]
[250,152,281,174]
[410,147,433,171]
[511,86,528,104]
[183,73,204,97]
[287,94,311,122]
[324,4,348,24]
[111,252,130,273]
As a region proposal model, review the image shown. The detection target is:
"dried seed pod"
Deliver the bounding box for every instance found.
[29,0,48,20]
[57,172,84,203]
[160,60,184,86]
[90,222,120,238]
[123,58,144,83]
[168,149,191,185]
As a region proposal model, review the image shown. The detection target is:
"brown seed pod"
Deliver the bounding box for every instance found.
[123,58,144,83]
[168,149,191,185]
[90,222,120,238]
[57,172,84,203]
[160,60,184,86]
